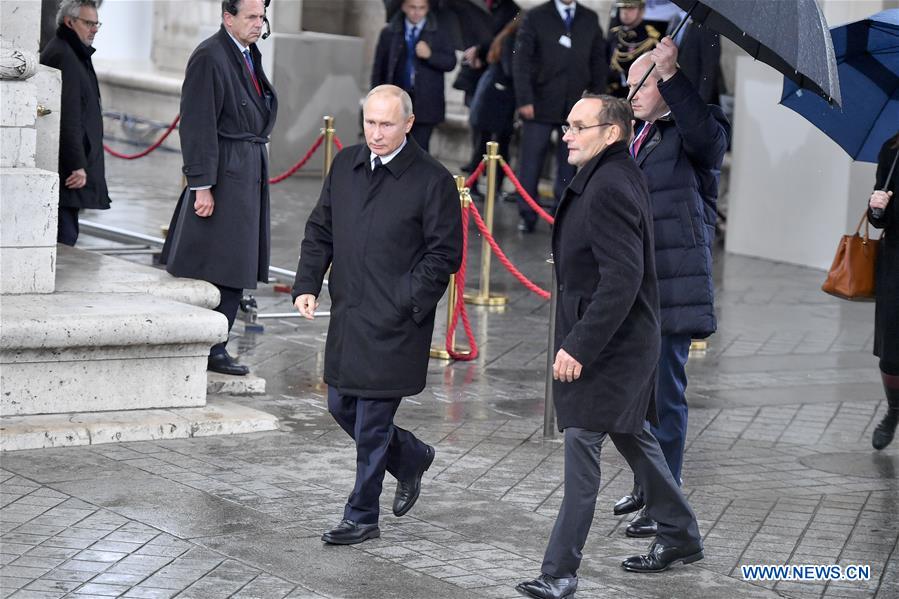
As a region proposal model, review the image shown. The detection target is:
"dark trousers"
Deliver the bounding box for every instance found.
[542,426,701,578]
[651,334,692,484]
[57,206,80,246]
[327,387,430,525]
[515,121,576,226]
[411,123,435,153]
[210,284,243,356]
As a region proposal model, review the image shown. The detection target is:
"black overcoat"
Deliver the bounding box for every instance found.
[512,1,608,124]
[551,142,661,434]
[870,135,899,365]
[161,27,278,290]
[371,15,457,125]
[39,26,110,210]
[291,139,463,398]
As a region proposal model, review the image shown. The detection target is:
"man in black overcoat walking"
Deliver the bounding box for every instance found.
[292,85,462,545]
[511,0,607,233]
[40,0,110,245]
[516,95,702,599]
[161,0,278,376]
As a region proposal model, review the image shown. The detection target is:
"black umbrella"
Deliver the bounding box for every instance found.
[631,0,841,106]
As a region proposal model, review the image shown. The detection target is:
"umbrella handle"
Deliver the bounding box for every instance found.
[626,1,698,103]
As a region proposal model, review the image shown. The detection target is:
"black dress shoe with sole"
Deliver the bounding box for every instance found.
[621,541,704,573]
[392,444,435,517]
[614,491,644,515]
[207,352,249,376]
[625,509,658,538]
[872,410,898,450]
[515,573,578,599]
[321,519,380,545]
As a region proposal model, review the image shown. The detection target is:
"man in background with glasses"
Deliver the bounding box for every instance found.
[40,0,109,246]
[516,94,702,599]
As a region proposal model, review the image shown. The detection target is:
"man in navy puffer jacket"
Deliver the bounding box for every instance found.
[614,37,730,538]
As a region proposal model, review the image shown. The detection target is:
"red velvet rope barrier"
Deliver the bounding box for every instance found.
[268,134,325,184]
[468,202,550,299]
[103,115,181,160]
[465,160,486,189]
[446,202,479,361]
[333,135,344,151]
[499,159,555,225]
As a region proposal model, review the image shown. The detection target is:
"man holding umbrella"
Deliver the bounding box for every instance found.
[612,36,730,537]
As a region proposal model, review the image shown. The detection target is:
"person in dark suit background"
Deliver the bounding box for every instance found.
[668,11,723,105]
[512,0,607,233]
[161,0,278,377]
[292,85,462,546]
[516,94,703,599]
[40,0,110,246]
[606,0,660,98]
[371,0,457,152]
[612,38,729,538]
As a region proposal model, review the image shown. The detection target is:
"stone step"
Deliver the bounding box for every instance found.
[0,398,279,451]
[1,291,226,416]
[207,372,267,396]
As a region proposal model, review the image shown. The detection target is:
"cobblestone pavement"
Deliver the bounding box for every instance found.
[1,149,897,598]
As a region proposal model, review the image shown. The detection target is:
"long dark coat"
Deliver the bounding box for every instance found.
[371,14,457,125]
[512,1,608,124]
[552,141,661,434]
[636,70,730,338]
[291,139,463,398]
[161,27,278,290]
[39,25,110,210]
[870,134,899,365]
[675,20,723,105]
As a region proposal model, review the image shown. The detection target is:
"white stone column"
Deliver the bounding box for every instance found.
[1,1,60,294]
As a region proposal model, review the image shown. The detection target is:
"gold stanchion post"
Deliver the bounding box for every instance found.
[464,141,508,306]
[322,115,336,180]
[431,176,472,360]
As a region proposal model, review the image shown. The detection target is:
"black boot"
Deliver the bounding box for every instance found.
[872,372,899,450]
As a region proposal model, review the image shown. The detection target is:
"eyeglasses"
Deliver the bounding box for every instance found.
[73,17,102,29]
[561,122,614,135]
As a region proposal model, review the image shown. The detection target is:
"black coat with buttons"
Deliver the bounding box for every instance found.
[292,139,463,398]
[551,141,660,434]
[161,26,278,290]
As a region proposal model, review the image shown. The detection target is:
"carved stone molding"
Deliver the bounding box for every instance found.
[0,46,38,80]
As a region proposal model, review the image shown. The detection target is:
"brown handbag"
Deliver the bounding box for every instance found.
[821,212,879,301]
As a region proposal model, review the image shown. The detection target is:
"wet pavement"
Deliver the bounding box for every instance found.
[1,145,897,599]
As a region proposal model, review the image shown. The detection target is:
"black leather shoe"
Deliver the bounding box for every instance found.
[625,508,657,538]
[207,352,249,376]
[872,410,898,450]
[321,519,380,545]
[515,574,577,599]
[392,444,435,517]
[621,541,704,573]
[614,489,644,515]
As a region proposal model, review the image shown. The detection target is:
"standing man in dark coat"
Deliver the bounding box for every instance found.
[40,0,110,246]
[292,85,462,545]
[612,39,729,537]
[516,94,702,599]
[512,0,607,233]
[371,0,457,153]
[161,0,278,376]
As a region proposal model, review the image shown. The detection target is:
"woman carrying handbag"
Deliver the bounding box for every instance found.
[870,131,899,450]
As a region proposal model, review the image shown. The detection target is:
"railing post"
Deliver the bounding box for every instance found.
[322,115,335,180]
[431,176,472,360]
[464,141,508,306]
[543,257,557,439]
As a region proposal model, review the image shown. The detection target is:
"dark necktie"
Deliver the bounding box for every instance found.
[404,26,418,90]
[243,49,261,96]
[564,7,573,33]
[372,156,383,171]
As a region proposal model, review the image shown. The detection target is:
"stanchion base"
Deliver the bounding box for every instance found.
[463,293,508,306]
[689,339,708,354]
[430,347,473,360]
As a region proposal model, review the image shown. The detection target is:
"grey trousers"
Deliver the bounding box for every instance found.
[542,425,702,578]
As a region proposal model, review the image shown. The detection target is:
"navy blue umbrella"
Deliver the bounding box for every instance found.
[780,9,899,163]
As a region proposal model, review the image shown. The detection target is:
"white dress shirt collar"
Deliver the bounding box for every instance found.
[371,138,408,170]
[225,29,250,55]
[405,16,426,34]
[555,0,576,22]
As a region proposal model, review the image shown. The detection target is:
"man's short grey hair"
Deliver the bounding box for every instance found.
[365,85,414,120]
[56,0,101,27]
[581,93,634,142]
